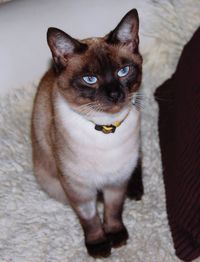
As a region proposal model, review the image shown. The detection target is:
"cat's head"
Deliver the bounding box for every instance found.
[47,9,142,115]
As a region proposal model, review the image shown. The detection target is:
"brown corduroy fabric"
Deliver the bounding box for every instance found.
[155,27,200,261]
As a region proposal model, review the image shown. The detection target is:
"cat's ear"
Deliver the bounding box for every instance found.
[106,9,139,53]
[47,27,87,69]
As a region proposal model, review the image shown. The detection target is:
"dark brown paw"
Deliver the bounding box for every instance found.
[127,186,143,201]
[127,159,144,201]
[85,238,111,258]
[106,227,129,248]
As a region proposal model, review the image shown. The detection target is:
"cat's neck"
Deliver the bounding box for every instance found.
[83,106,131,126]
[54,91,131,126]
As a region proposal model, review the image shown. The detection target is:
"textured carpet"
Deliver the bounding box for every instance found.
[1,1,200,261]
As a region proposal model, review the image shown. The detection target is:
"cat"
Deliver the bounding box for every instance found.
[31,8,143,258]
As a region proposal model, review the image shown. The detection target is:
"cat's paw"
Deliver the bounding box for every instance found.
[127,185,143,201]
[106,226,129,248]
[127,159,144,201]
[85,238,111,258]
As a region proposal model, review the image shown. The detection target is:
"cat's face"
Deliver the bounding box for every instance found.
[47,9,142,115]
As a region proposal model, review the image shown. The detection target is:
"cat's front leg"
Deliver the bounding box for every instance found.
[58,175,111,258]
[103,184,129,248]
[81,210,111,258]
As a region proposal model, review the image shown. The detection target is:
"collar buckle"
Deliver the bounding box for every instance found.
[93,108,131,134]
[95,124,116,134]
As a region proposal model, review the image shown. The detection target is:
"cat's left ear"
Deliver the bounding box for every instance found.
[106,9,139,53]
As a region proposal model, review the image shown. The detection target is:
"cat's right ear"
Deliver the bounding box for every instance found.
[47,27,87,70]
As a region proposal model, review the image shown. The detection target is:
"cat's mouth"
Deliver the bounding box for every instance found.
[73,97,133,119]
[100,103,125,114]
[96,95,134,114]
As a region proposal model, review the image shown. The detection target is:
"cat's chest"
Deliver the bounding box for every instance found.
[55,95,140,185]
[69,119,138,164]
[55,97,139,153]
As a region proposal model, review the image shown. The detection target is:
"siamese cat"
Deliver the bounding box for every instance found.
[31,9,143,258]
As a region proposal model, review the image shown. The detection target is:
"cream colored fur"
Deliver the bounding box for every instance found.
[55,92,140,189]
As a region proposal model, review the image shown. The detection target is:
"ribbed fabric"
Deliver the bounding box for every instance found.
[155,27,200,261]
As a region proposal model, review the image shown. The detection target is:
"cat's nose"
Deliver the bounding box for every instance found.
[108,90,124,103]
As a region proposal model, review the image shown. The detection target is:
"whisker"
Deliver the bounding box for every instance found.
[77,101,105,118]
[130,91,146,111]
[154,95,173,102]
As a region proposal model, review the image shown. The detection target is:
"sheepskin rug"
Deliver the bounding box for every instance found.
[1,1,200,261]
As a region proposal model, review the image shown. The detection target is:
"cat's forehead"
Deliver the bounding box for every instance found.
[83,36,128,58]
[68,37,142,75]
[83,37,102,45]
[80,37,134,69]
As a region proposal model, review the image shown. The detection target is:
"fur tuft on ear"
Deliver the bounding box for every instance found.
[106,9,139,53]
[47,27,87,70]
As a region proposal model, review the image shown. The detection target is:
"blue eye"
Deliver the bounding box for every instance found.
[117,66,130,77]
[83,76,97,84]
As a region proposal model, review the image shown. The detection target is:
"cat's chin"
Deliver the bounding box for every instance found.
[73,102,127,116]
[80,105,126,117]
[82,105,130,126]
[101,104,124,114]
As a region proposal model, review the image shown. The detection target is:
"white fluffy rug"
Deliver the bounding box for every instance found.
[1,1,200,261]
